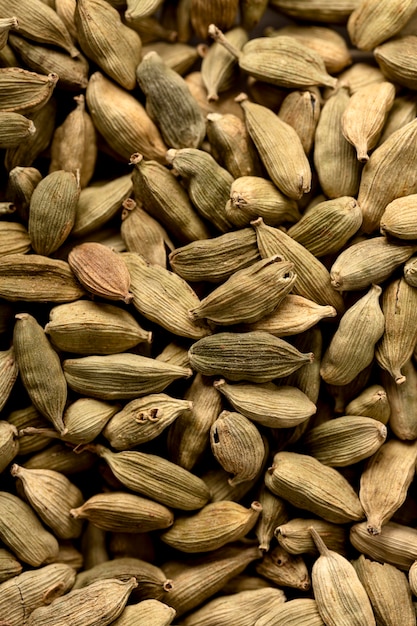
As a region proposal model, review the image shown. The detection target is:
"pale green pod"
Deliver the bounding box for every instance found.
[23,442,96,475]
[255,485,288,552]
[278,87,321,154]
[202,26,248,101]
[345,384,391,425]
[0,67,58,116]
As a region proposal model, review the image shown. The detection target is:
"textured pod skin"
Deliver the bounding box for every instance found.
[276,518,347,556]
[255,598,325,626]
[256,485,288,552]
[345,384,391,425]
[110,600,176,626]
[382,360,417,440]
[0,349,18,414]
[202,26,248,101]
[375,36,417,90]
[350,522,417,571]
[380,194,417,239]
[348,0,417,51]
[256,546,311,591]
[190,0,239,39]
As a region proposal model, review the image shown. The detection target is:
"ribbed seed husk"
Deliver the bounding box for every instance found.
[63,353,192,400]
[252,217,345,314]
[95,445,209,510]
[222,574,274,594]
[162,544,261,617]
[23,441,96,475]
[7,165,42,222]
[348,0,417,51]
[124,251,210,339]
[0,221,31,256]
[331,61,386,97]
[10,464,84,539]
[70,491,174,533]
[68,242,133,304]
[182,587,285,626]
[349,83,395,158]
[14,313,67,434]
[8,35,89,92]
[210,410,265,485]
[0,17,18,50]
[380,194,417,239]
[358,118,417,233]
[359,438,417,535]
[268,24,351,74]
[206,112,262,179]
[202,26,247,101]
[125,0,164,19]
[28,577,137,626]
[409,561,417,596]
[303,415,387,466]
[226,175,300,227]
[166,147,234,232]
[0,111,35,148]
[310,528,376,626]
[0,347,18,413]
[8,405,51,456]
[0,254,85,302]
[75,0,141,90]
[140,41,198,75]
[103,393,192,449]
[189,331,314,383]
[405,256,417,287]
[59,397,118,445]
[86,72,168,163]
[376,278,417,384]
[255,485,288,552]
[169,228,260,283]
[213,380,316,428]
[314,85,362,198]
[382,360,417,440]
[269,0,359,23]
[0,491,59,566]
[330,237,416,291]
[190,0,239,39]
[136,51,206,149]
[238,96,312,200]
[255,597,325,626]
[72,173,132,237]
[265,451,364,523]
[277,87,321,154]
[121,198,173,268]
[243,294,337,336]
[276,518,347,556]
[161,500,262,552]
[125,14,178,45]
[256,545,311,591]
[110,600,176,626]
[0,68,58,115]
[189,256,296,325]
[350,521,417,570]
[374,36,417,90]
[345,384,391,424]
[379,94,417,145]
[73,557,171,603]
[29,170,80,256]
[320,284,384,385]
[167,373,222,471]
[353,554,416,626]
[0,420,18,472]
[287,196,362,257]
[0,0,77,57]
[240,0,269,30]
[0,563,76,626]
[131,155,211,243]
[0,548,22,584]
[45,300,150,355]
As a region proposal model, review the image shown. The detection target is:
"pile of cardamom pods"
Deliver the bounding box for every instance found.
[1,0,417,624]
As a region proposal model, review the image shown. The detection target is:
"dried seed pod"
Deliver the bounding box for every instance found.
[210,410,265,485]
[0,548,22,584]
[345,384,391,425]
[10,464,84,540]
[166,147,233,233]
[256,486,288,552]
[330,238,416,292]
[354,554,415,626]
[378,94,417,145]
[111,600,176,626]
[252,217,345,314]
[304,415,387,466]
[380,194,417,239]
[348,0,417,51]
[70,492,174,533]
[27,577,137,626]
[409,561,417,596]
[376,278,417,384]
[287,196,362,257]
[201,27,247,101]
[0,347,18,414]
[256,546,310,591]
[0,563,76,626]
[310,527,376,626]
[125,0,164,19]
[136,51,206,149]
[0,222,31,256]
[255,597,325,626]
[190,256,296,326]
[374,36,417,90]
[360,438,417,535]
[237,95,312,200]
[94,444,210,510]
[214,380,316,428]
[276,518,347,556]
[0,491,59,566]
[191,0,239,39]
[141,41,198,75]
[0,420,18,472]
[350,521,417,571]
[189,331,314,383]
[382,361,417,440]
[265,451,364,524]
[68,242,133,304]
[14,313,67,435]
[8,405,51,456]
[0,67,58,115]
[0,111,35,148]
[405,255,417,287]
[63,353,192,400]
[320,284,384,385]
[7,165,42,223]
[23,442,96,476]
[0,254,85,302]
[169,228,260,283]
[314,85,362,198]
[277,88,321,154]
[0,17,18,50]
